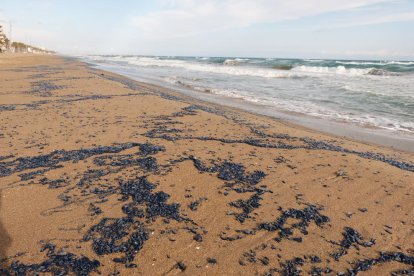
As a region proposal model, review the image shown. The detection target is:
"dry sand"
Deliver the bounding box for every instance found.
[0,54,413,275]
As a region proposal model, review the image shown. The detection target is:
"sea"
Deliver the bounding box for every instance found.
[80,55,414,147]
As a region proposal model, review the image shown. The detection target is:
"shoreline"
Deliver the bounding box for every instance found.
[1,54,413,275]
[86,60,414,153]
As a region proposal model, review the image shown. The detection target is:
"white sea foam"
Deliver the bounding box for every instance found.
[89,55,397,78]
[204,86,414,133]
[304,59,324,62]
[336,61,385,66]
[291,65,373,76]
[223,58,249,65]
[118,56,385,78]
[386,61,414,65]
[336,60,414,66]
[222,92,414,133]
[126,57,298,78]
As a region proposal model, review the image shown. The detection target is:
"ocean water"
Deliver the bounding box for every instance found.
[81,55,414,135]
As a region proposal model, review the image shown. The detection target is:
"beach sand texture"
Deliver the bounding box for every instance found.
[0,54,413,275]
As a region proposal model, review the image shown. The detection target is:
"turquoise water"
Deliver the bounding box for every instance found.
[82,55,414,134]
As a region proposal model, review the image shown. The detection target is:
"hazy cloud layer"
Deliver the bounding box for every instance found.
[131,0,392,37]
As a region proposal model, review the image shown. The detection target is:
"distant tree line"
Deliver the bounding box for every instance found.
[0,24,54,54]
[0,25,9,52]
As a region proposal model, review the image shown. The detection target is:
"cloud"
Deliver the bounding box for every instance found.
[318,11,414,29]
[131,0,391,38]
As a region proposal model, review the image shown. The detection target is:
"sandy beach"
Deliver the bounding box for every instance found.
[0,54,413,275]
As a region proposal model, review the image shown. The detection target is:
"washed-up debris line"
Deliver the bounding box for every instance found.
[188,157,268,222]
[0,95,112,113]
[57,143,164,204]
[172,105,199,117]
[188,197,207,211]
[0,243,100,275]
[2,139,187,269]
[39,177,69,189]
[0,105,16,111]
[144,106,414,172]
[299,137,414,172]
[258,205,330,242]
[84,217,149,266]
[94,71,144,91]
[146,132,299,150]
[280,257,305,276]
[229,193,263,223]
[239,249,258,265]
[119,176,184,222]
[0,155,13,162]
[156,132,414,172]
[29,71,61,79]
[347,251,414,275]
[270,256,333,276]
[0,143,165,203]
[93,155,159,171]
[88,203,103,216]
[217,161,266,185]
[84,176,189,266]
[330,227,375,261]
[31,80,65,97]
[0,142,167,209]
[77,168,116,188]
[189,158,266,186]
[260,255,332,276]
[138,143,165,156]
[58,94,112,103]
[145,126,183,141]
[18,167,59,181]
[250,128,414,171]
[0,143,140,177]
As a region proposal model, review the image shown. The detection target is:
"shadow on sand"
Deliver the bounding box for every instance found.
[0,189,11,268]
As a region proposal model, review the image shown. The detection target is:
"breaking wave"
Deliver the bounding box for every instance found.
[90,56,405,79]
[291,65,395,76]
[336,60,414,66]
[223,58,249,65]
[82,55,414,135]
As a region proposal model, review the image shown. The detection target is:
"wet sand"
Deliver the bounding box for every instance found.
[0,54,413,275]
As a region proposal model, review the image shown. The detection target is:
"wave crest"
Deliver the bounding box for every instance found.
[291,65,394,76]
[223,58,249,66]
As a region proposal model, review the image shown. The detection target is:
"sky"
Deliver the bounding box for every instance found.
[1,0,414,60]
